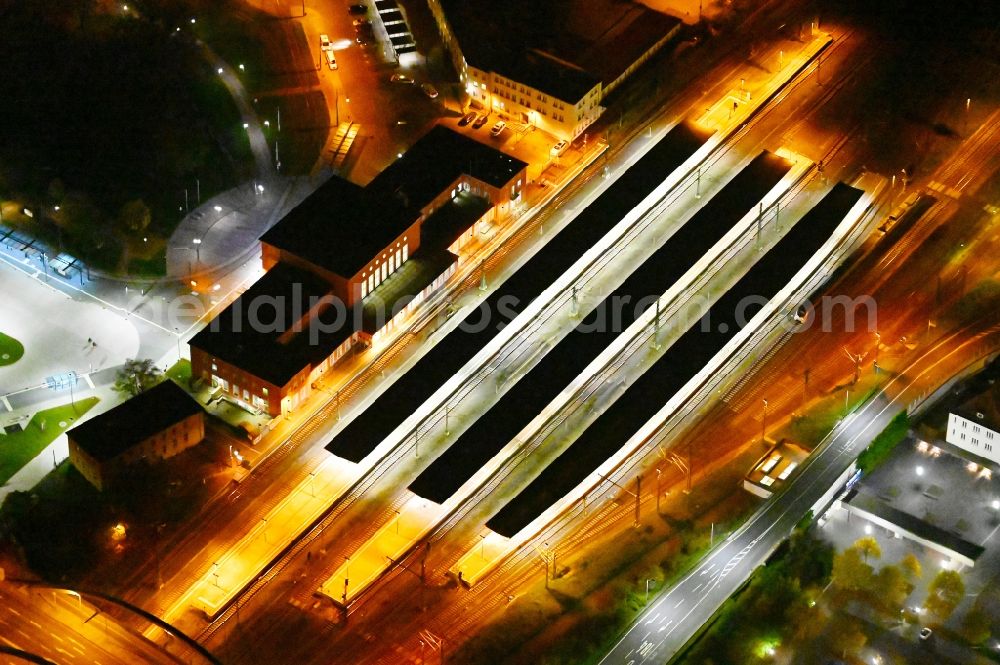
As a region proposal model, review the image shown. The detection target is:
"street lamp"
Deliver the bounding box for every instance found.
[761,399,768,443]
[645,578,655,603]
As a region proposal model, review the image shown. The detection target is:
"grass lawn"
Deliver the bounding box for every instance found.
[0,397,99,485]
[0,332,24,366]
[165,359,193,386]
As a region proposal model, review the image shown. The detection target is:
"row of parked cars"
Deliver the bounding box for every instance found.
[458,111,505,137]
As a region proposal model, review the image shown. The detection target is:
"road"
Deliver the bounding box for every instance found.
[0,584,180,665]
[600,319,1000,663]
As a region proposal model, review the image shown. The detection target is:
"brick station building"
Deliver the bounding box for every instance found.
[189,126,527,417]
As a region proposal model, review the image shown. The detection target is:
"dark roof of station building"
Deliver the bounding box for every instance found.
[189,262,352,387]
[368,126,526,209]
[418,191,491,251]
[68,380,202,462]
[478,45,600,104]
[572,3,681,88]
[441,0,679,98]
[260,176,411,280]
[260,127,524,279]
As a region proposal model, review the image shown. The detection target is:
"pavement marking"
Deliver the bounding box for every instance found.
[673,598,685,608]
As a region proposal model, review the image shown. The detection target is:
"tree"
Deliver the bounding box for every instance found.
[854,536,882,563]
[900,553,923,581]
[873,565,912,614]
[47,178,66,203]
[113,358,162,397]
[828,614,867,659]
[960,609,991,645]
[832,547,874,592]
[118,199,151,234]
[787,525,834,586]
[924,569,965,621]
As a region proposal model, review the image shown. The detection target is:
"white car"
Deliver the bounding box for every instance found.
[325,50,337,70]
[490,120,506,137]
[421,83,439,99]
[320,34,332,51]
[550,139,569,157]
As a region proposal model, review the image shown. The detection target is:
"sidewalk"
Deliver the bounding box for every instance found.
[0,383,121,501]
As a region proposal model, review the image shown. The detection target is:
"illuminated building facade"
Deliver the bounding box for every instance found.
[428,0,681,140]
[68,380,205,491]
[190,127,527,416]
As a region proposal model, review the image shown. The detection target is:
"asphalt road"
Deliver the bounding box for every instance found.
[600,317,1000,664]
[0,584,179,665]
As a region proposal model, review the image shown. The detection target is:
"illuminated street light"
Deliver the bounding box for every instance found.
[916,466,925,477]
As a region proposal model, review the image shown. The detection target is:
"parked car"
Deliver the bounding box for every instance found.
[919,627,933,641]
[472,114,490,129]
[390,74,414,84]
[458,111,477,126]
[325,50,337,70]
[348,4,367,15]
[490,120,506,137]
[550,139,569,157]
[421,83,439,99]
[319,34,332,51]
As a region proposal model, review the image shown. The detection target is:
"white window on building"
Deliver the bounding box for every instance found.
[262,387,268,397]
[381,262,388,280]
[394,248,402,268]
[361,281,368,298]
[403,244,408,261]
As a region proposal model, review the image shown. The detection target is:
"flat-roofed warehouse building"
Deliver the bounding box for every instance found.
[68,380,205,491]
[190,126,527,417]
[428,0,682,140]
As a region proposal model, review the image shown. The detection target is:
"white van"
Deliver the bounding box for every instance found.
[325,50,337,70]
